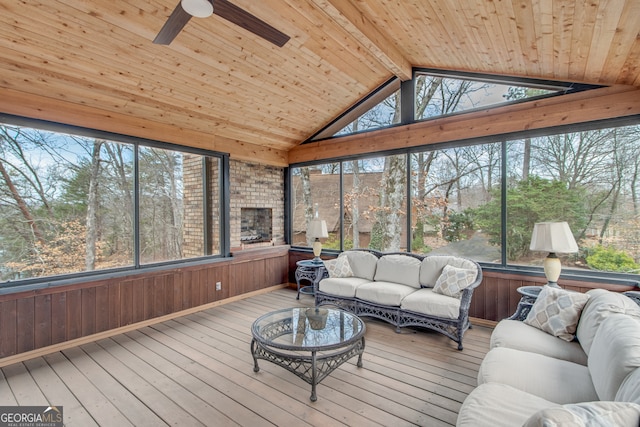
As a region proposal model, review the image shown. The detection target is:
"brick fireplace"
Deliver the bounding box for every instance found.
[230,160,284,251]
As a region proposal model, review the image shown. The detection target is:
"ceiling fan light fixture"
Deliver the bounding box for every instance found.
[180,0,213,18]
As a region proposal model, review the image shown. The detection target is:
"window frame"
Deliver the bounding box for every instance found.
[0,113,230,291]
[289,115,640,286]
[305,69,603,143]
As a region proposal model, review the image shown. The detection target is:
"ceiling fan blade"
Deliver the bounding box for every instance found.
[213,0,290,47]
[153,2,193,45]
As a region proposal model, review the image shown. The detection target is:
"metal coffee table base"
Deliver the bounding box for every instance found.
[251,319,364,402]
[251,337,365,401]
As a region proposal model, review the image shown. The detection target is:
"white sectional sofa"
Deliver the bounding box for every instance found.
[457,286,640,426]
[315,249,483,350]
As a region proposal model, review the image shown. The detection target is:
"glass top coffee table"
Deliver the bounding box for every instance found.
[250,307,366,401]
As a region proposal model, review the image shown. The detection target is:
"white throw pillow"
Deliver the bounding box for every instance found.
[524,285,590,342]
[324,257,353,278]
[432,265,477,298]
[523,401,640,427]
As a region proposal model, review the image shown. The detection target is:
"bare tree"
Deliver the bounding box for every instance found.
[85,139,103,270]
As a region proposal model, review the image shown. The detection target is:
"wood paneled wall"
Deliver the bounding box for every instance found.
[0,246,289,360]
[288,249,637,322]
[469,270,636,322]
[3,246,634,361]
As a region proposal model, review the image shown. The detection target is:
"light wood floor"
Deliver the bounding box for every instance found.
[0,288,491,426]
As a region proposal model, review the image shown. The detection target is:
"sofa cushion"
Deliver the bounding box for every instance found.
[588,314,640,401]
[577,289,640,355]
[400,288,461,319]
[324,256,353,278]
[374,254,422,289]
[490,319,588,365]
[616,368,640,404]
[456,383,559,427]
[341,251,378,280]
[478,347,598,404]
[432,265,477,298]
[355,281,416,306]
[524,285,590,342]
[318,277,370,298]
[523,401,640,427]
[419,255,477,288]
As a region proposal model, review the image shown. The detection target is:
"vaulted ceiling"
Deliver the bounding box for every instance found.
[0,0,639,166]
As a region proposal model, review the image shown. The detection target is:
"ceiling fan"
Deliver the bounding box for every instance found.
[154,0,290,47]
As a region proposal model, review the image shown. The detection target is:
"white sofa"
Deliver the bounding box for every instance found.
[457,287,640,426]
[315,249,483,350]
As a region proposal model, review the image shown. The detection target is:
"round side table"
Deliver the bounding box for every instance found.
[295,259,328,299]
[507,285,543,321]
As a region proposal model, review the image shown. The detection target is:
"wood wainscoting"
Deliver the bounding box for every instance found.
[0,246,290,361]
[469,270,637,322]
[288,250,637,323]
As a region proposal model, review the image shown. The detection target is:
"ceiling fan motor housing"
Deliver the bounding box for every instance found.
[181,0,213,18]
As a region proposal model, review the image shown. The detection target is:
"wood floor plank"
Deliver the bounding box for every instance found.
[44,352,134,427]
[64,344,168,427]
[110,329,284,427]
[0,288,492,426]
[2,362,48,405]
[145,321,370,426]
[91,337,231,426]
[167,314,397,426]
[160,318,367,426]
[0,368,18,405]
[23,357,97,427]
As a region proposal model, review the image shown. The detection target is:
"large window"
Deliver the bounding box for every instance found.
[498,126,640,275]
[291,163,340,248]
[335,89,400,136]
[0,119,224,284]
[414,72,558,120]
[343,155,407,251]
[291,121,640,279]
[410,143,501,261]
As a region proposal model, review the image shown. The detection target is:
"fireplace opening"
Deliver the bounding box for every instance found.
[241,208,273,244]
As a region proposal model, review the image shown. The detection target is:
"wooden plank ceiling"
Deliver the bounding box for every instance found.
[0,0,639,166]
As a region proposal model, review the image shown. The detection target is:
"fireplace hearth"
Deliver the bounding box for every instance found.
[241,208,273,244]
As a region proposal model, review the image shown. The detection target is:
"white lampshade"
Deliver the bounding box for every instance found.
[530,222,578,253]
[307,219,328,239]
[181,0,213,18]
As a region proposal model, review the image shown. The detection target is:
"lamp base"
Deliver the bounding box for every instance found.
[543,252,562,285]
[312,239,322,261]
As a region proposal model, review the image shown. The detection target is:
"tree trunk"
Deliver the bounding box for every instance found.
[375,155,405,251]
[0,160,44,243]
[85,140,103,270]
[104,143,134,252]
[351,161,360,248]
[300,167,314,246]
[522,137,531,180]
[632,161,639,216]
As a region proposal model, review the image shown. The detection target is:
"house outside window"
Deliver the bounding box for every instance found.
[291,121,640,279]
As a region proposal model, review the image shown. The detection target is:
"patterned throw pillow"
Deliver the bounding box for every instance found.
[523,401,640,427]
[324,256,353,278]
[432,265,477,298]
[524,285,590,341]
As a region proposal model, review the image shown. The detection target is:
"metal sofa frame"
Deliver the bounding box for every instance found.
[315,249,483,350]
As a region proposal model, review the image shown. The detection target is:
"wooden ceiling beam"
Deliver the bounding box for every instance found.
[307,0,413,81]
[289,85,640,164]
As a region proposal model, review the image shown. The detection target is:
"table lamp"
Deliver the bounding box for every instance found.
[529,222,579,287]
[307,205,328,262]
